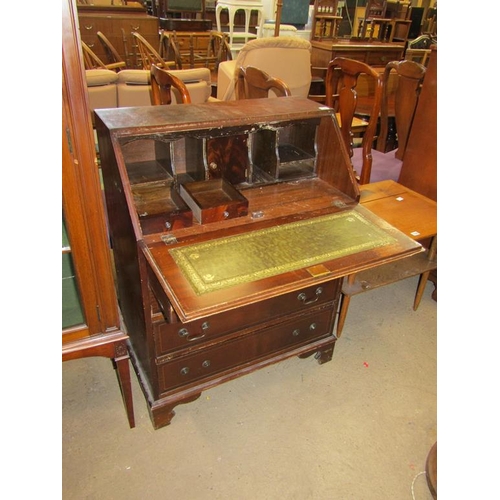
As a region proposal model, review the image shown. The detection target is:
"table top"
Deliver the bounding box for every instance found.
[360,180,437,241]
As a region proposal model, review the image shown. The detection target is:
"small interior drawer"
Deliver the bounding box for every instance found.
[179,178,248,224]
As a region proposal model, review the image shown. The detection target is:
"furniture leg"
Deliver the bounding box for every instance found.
[298,342,336,364]
[228,7,236,46]
[314,345,335,364]
[63,333,135,428]
[149,393,202,429]
[114,350,135,428]
[244,8,251,43]
[337,274,356,337]
[429,269,437,302]
[413,269,431,311]
[336,292,351,337]
[413,236,437,310]
[215,4,222,32]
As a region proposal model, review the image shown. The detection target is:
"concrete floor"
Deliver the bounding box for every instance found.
[62,276,437,500]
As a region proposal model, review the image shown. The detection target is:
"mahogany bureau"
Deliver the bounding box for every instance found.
[95,98,421,429]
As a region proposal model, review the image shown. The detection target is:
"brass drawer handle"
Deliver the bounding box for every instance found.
[297,287,323,305]
[180,367,189,375]
[178,321,210,342]
[84,24,93,30]
[292,329,300,336]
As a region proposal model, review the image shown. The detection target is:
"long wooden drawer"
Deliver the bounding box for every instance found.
[153,280,340,356]
[157,305,334,393]
[365,49,404,65]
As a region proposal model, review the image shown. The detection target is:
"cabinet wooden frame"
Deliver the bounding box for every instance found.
[63,0,134,428]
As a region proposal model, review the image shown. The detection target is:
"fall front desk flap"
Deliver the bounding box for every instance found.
[142,204,422,322]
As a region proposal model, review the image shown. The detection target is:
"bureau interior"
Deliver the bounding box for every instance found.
[118,117,320,194]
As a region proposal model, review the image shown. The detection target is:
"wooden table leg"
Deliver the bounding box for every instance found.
[337,275,355,337]
[63,333,135,429]
[413,236,437,311]
[114,342,135,428]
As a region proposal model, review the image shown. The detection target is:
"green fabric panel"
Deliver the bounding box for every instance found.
[62,252,85,328]
[168,0,203,12]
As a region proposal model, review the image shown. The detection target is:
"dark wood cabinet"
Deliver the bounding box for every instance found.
[77,4,160,68]
[95,97,421,429]
[311,39,405,74]
[63,0,134,428]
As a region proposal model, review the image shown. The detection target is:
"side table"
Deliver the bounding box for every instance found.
[336,180,437,336]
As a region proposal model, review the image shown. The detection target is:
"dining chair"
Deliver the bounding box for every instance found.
[376,60,427,160]
[164,30,232,72]
[97,31,127,70]
[158,30,183,69]
[235,66,291,100]
[132,32,178,71]
[81,41,125,72]
[150,64,192,105]
[325,57,426,184]
[352,59,426,183]
[325,57,383,184]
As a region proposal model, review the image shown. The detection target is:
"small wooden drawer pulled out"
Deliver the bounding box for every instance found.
[134,184,193,234]
[179,178,248,224]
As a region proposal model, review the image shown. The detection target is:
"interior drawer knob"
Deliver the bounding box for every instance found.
[180,367,190,376]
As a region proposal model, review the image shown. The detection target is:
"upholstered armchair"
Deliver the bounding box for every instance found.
[216,36,312,100]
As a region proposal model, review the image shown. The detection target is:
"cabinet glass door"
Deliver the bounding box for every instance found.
[62,215,84,329]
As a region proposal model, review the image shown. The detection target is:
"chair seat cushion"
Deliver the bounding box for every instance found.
[85,69,119,87]
[352,148,403,183]
[116,68,213,107]
[117,70,150,85]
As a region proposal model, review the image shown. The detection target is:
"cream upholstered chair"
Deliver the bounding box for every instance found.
[116,67,217,107]
[216,36,312,100]
[85,69,119,124]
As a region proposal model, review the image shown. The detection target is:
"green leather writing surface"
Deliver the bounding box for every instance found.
[169,210,396,294]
